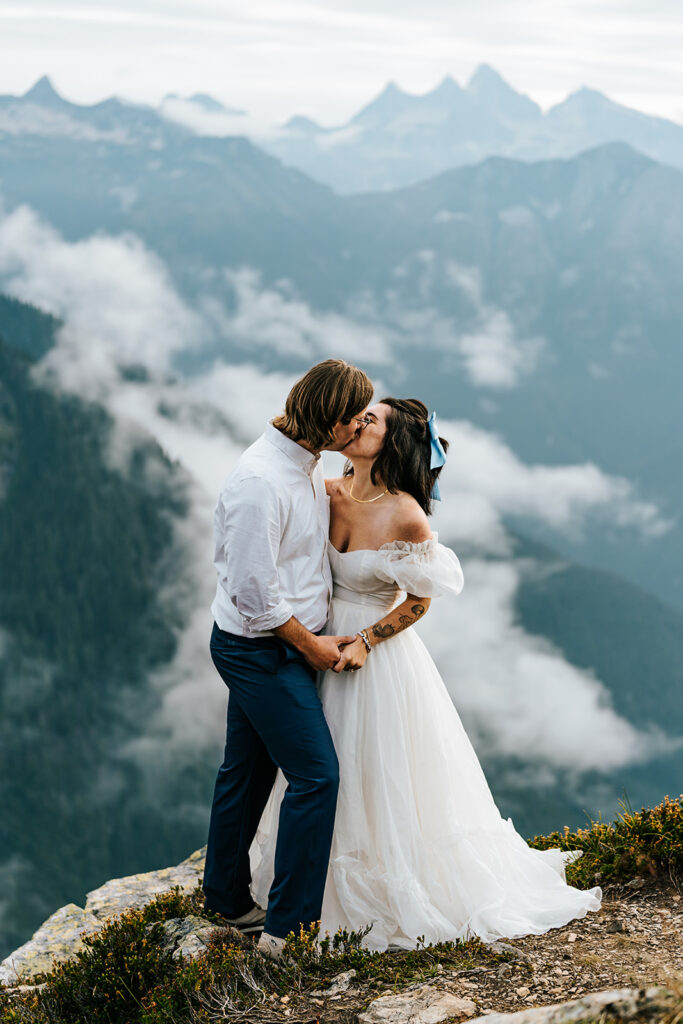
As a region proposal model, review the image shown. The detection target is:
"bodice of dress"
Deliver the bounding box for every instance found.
[329,533,465,610]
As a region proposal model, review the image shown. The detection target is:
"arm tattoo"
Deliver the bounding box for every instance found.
[372,602,427,642]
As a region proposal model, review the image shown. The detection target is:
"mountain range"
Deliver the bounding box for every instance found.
[1,72,682,960]
[251,64,683,193]
[0,79,680,610]
[5,67,683,197]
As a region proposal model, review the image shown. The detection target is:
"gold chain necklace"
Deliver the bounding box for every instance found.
[349,483,388,503]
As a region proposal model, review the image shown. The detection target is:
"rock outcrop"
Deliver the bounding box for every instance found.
[355,984,674,1024]
[358,981,477,1022]
[150,915,242,961]
[0,846,206,984]
[470,985,674,1023]
[0,904,102,985]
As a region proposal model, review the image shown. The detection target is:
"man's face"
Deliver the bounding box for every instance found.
[327,410,370,452]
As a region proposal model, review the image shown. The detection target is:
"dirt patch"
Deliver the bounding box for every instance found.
[258,882,683,1023]
[472,881,683,1015]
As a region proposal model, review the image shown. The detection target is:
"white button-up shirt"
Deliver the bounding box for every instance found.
[211,422,333,637]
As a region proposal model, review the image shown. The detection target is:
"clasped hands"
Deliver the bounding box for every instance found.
[333,634,369,674]
[303,633,369,673]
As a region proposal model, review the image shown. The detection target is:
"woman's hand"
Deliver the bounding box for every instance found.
[332,636,369,674]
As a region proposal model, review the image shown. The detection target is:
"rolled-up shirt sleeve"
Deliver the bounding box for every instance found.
[223,475,293,633]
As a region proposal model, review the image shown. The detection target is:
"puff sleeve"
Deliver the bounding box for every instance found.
[375,534,464,598]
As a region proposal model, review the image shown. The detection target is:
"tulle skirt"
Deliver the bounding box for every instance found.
[250,594,602,950]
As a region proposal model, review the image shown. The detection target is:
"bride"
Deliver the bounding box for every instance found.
[250,397,602,950]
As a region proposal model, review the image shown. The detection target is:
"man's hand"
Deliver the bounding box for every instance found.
[303,634,355,672]
[332,637,369,674]
[272,617,354,671]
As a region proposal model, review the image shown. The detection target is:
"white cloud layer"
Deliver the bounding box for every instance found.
[417,557,675,772]
[0,101,128,141]
[432,419,672,549]
[0,203,675,783]
[203,267,391,364]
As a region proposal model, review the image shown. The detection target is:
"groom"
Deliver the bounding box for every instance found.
[203,358,373,959]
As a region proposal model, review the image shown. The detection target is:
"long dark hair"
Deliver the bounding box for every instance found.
[345,398,449,515]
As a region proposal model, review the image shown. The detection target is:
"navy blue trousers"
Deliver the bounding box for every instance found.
[203,623,339,939]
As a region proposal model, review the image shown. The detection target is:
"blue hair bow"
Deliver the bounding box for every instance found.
[427,411,447,501]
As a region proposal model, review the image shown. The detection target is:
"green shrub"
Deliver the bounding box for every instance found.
[528,794,683,888]
[29,914,174,1024]
[0,900,487,1024]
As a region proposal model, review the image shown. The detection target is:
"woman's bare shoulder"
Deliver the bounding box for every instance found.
[389,492,433,543]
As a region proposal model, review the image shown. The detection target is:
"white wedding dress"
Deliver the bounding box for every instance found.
[250,535,602,950]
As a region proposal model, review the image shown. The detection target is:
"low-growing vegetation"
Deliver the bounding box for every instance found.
[528,794,682,889]
[0,886,496,1023]
[1,795,681,1024]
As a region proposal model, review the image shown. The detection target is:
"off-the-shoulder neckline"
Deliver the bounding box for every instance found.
[328,534,437,556]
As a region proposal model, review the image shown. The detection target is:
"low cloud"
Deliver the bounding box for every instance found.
[202,258,545,388]
[417,556,676,774]
[0,102,128,142]
[158,95,283,141]
[362,255,547,389]
[0,204,201,400]
[203,267,391,364]
[432,418,673,551]
[445,260,546,389]
[0,203,675,786]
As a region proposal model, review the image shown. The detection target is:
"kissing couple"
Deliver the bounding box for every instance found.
[202,359,601,958]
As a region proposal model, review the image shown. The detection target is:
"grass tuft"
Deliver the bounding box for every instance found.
[527,794,683,889]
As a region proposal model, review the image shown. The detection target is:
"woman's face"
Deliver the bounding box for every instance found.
[343,402,390,459]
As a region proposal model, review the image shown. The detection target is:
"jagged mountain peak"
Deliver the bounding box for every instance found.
[190,93,245,115]
[349,80,412,126]
[379,80,406,97]
[428,74,463,97]
[188,92,227,113]
[467,63,509,91]
[163,92,245,116]
[22,75,64,106]
[550,85,616,113]
[574,85,610,99]
[546,86,677,132]
[466,63,541,121]
[283,114,324,134]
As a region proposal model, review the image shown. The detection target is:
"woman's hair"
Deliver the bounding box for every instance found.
[273,359,374,450]
[345,397,449,515]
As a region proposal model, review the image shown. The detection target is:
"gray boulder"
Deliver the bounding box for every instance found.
[0,846,207,984]
[0,904,102,984]
[469,985,673,1023]
[84,845,205,918]
[359,982,477,1023]
[147,915,243,961]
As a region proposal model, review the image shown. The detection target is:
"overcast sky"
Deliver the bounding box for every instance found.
[0,0,681,127]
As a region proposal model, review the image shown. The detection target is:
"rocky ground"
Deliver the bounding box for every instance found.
[443,879,682,1016]
[2,855,681,1024]
[224,879,682,1023]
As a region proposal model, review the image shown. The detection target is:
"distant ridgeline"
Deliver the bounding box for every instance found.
[0,296,201,960]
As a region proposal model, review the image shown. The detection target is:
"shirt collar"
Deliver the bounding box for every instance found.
[265,421,321,476]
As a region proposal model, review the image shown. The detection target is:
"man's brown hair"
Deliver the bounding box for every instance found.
[273,359,373,450]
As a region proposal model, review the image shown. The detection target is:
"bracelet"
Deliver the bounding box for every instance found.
[356,629,372,653]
